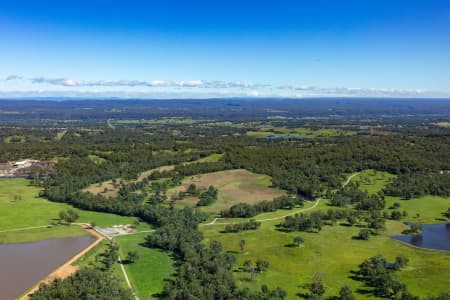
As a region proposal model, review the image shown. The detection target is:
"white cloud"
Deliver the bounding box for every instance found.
[5,75,22,81]
[2,75,448,98]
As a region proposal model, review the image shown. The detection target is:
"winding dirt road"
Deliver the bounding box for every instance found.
[201,172,359,226]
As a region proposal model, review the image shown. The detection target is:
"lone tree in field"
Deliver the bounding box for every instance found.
[126,251,139,263]
[339,285,355,300]
[256,259,270,272]
[358,229,371,240]
[293,236,304,247]
[310,273,325,298]
[239,239,246,253]
[58,210,67,223]
[65,209,79,223]
[444,207,450,219]
[58,209,79,224]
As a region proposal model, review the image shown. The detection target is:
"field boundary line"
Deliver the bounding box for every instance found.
[0,224,52,233]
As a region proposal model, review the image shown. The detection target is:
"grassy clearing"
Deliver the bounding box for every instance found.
[168,169,285,213]
[432,121,450,128]
[55,130,67,141]
[386,195,450,224]
[352,169,396,195]
[246,126,356,139]
[352,170,449,224]
[192,153,224,163]
[202,219,450,299]
[0,178,151,235]
[4,135,26,143]
[87,154,106,165]
[116,234,175,299]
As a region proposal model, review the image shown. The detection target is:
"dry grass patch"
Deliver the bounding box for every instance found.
[169,169,285,213]
[433,121,450,128]
[83,165,175,197]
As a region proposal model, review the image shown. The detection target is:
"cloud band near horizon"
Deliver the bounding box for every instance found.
[2,75,448,98]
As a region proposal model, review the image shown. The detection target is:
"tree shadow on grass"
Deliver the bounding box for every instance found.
[355,288,373,296]
[226,250,239,254]
[348,270,364,282]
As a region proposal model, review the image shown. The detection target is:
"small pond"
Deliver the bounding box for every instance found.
[265,135,305,140]
[0,235,95,300]
[391,223,450,251]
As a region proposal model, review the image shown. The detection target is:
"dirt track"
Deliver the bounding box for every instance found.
[19,225,104,300]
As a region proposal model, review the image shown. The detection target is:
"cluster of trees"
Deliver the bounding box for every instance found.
[330,183,386,212]
[221,195,304,218]
[176,183,219,206]
[242,259,270,280]
[197,185,218,206]
[385,172,450,199]
[280,212,323,232]
[357,255,414,299]
[29,268,134,300]
[224,219,261,233]
[329,183,368,207]
[58,209,79,224]
[103,242,120,270]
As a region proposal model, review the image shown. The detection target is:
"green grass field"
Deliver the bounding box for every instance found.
[352,170,449,224]
[246,126,357,139]
[201,170,450,299]
[352,169,396,194]
[201,213,450,299]
[0,178,151,243]
[116,233,175,299]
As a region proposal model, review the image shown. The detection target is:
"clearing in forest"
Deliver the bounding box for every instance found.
[83,165,175,198]
[168,169,285,213]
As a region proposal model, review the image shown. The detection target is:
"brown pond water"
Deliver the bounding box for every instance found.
[0,235,95,300]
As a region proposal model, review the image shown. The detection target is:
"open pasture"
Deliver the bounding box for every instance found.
[169,169,285,213]
[0,178,151,243]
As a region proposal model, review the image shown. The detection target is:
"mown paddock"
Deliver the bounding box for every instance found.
[116,234,175,298]
[0,178,151,243]
[167,169,286,213]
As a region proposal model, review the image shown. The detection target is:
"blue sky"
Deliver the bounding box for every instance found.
[0,0,449,98]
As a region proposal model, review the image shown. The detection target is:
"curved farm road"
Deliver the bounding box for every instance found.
[19,225,104,300]
[201,172,359,226]
[342,172,360,187]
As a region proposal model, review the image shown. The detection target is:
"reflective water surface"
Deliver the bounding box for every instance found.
[0,236,95,300]
[392,223,450,251]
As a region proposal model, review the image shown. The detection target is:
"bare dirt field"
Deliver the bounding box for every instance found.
[168,169,285,213]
